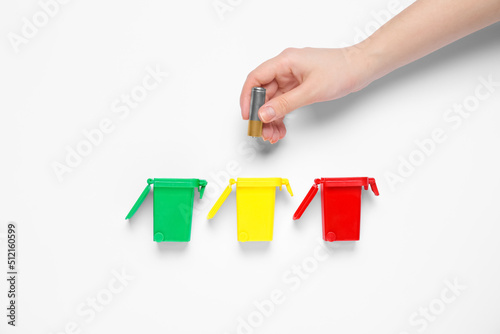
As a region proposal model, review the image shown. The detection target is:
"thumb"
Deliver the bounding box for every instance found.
[258,85,313,123]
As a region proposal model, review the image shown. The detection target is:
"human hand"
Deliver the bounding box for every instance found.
[240,0,500,144]
[240,47,372,143]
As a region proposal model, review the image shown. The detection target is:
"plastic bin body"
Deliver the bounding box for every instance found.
[207,178,293,242]
[236,180,277,241]
[153,181,195,242]
[294,177,379,242]
[126,178,207,242]
[321,184,363,241]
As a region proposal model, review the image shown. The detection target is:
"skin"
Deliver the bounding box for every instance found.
[240,0,500,144]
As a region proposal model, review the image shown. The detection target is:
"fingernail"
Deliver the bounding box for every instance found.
[259,106,276,122]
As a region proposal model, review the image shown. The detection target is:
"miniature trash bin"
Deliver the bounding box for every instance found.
[207,178,293,242]
[125,178,207,242]
[293,177,379,242]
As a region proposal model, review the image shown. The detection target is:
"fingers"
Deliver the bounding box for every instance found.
[271,123,280,144]
[262,118,287,144]
[258,83,313,123]
[240,58,282,120]
[262,123,273,141]
[263,80,279,102]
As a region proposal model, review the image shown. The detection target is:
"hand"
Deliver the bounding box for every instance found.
[240,47,371,143]
[240,0,500,144]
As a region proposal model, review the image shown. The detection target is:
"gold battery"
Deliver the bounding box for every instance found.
[248,87,266,138]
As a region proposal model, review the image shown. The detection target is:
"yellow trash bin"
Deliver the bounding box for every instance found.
[207,178,293,242]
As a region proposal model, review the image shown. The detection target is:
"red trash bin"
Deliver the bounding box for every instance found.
[293,177,379,241]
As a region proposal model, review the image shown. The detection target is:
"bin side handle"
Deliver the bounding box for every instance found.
[207,179,236,219]
[125,178,154,220]
[198,179,208,199]
[369,178,379,196]
[281,179,294,196]
[293,183,319,220]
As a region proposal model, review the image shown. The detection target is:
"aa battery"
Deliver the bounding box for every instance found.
[248,87,266,137]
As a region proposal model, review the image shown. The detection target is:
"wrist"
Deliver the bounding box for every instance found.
[346,34,389,91]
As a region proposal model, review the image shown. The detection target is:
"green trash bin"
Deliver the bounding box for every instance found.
[125,178,207,242]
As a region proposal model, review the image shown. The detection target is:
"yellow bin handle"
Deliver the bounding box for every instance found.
[281,178,294,196]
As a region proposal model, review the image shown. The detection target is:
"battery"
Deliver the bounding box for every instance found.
[248,87,266,137]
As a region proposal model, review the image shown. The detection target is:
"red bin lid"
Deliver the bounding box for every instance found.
[314,177,379,195]
[293,177,379,220]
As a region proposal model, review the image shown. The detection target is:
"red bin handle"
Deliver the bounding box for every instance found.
[368,178,379,196]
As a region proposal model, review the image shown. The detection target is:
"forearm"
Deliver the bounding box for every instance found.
[356,0,500,87]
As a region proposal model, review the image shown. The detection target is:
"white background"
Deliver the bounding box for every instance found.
[1,0,500,333]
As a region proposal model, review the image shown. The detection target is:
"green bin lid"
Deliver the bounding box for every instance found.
[125,178,207,220]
